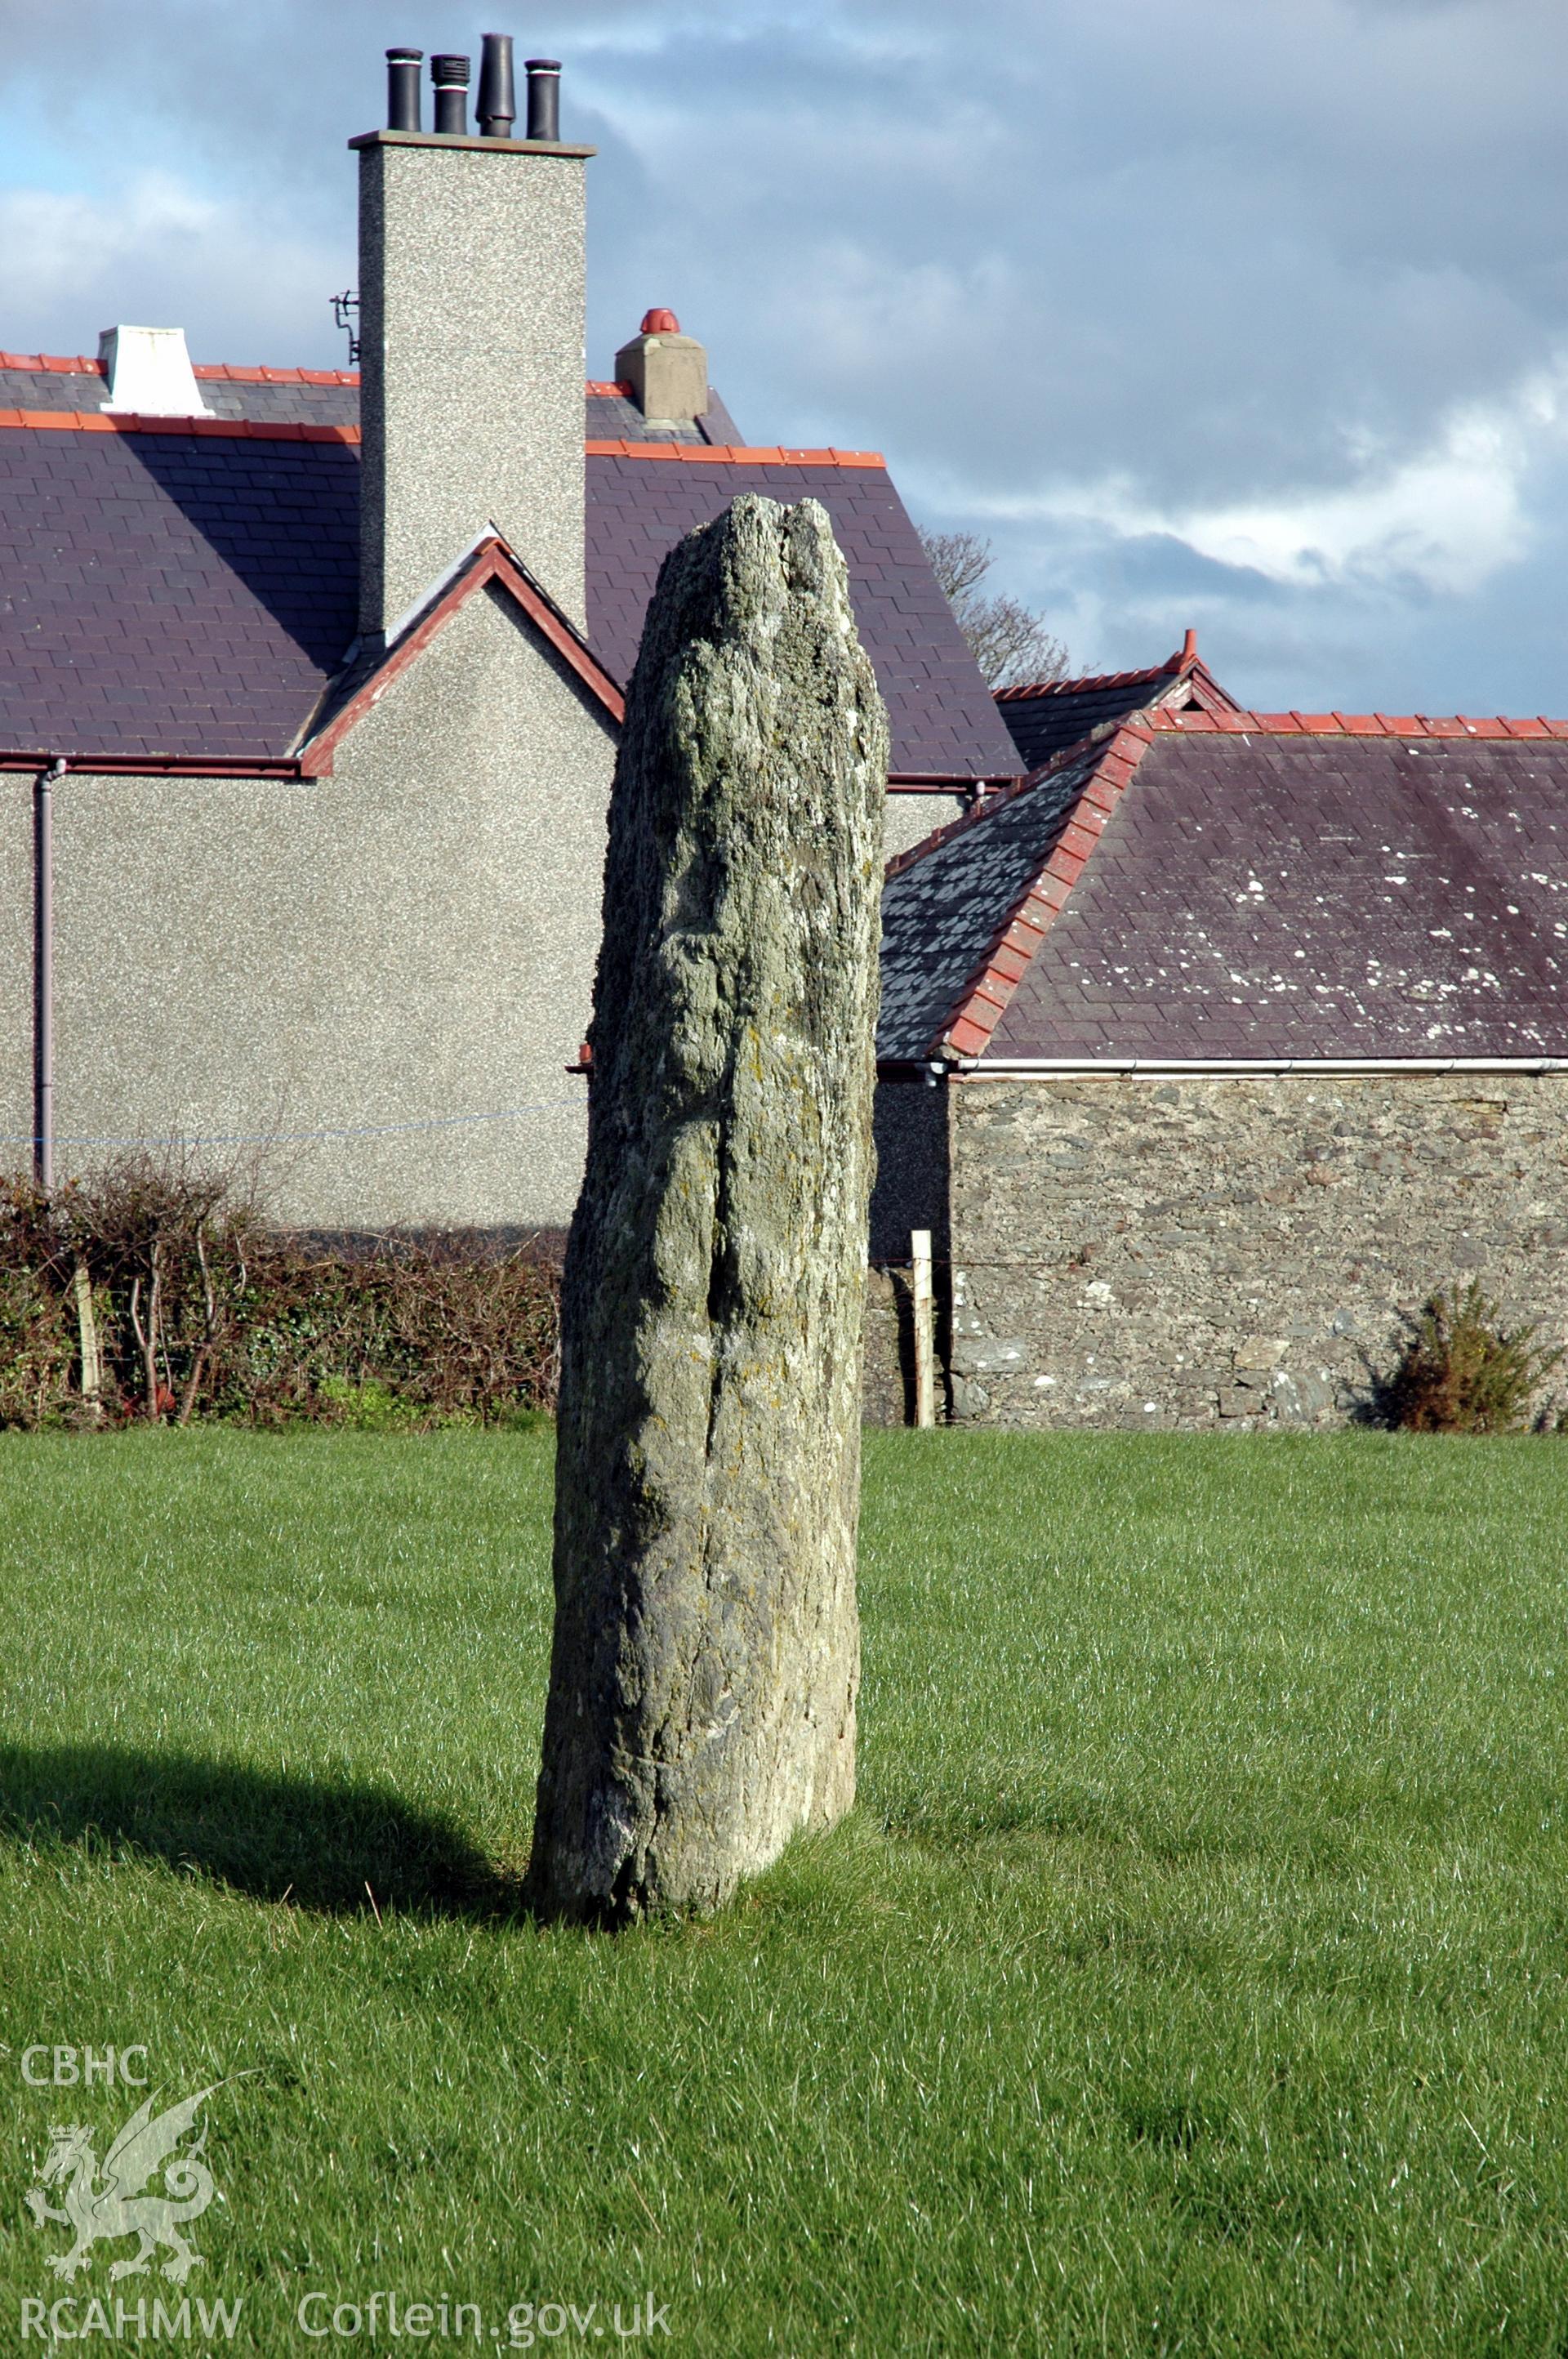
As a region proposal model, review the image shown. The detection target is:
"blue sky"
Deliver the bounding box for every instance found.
[2,0,1566,712]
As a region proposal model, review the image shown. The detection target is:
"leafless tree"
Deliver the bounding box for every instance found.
[917,527,1071,690]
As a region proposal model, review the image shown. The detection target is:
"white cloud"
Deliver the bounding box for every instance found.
[0,172,348,367]
[2,0,1567,713]
[969,359,1568,600]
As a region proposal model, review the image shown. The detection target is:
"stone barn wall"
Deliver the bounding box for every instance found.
[945,1072,1568,1429]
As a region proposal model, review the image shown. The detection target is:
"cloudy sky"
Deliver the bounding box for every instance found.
[1,0,1565,713]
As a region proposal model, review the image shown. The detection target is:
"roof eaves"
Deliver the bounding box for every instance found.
[930,720,1158,1060]
[0,751,305,778]
[888,770,1024,792]
[296,536,625,777]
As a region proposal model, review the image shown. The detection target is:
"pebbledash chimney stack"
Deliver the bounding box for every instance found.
[352,38,594,641]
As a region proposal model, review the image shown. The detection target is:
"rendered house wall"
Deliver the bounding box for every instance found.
[945,1073,1568,1429]
[34,589,612,1227]
[883,791,965,863]
[0,788,29,1162]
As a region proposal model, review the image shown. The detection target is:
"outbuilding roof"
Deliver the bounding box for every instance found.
[995,635,1240,771]
[0,356,1015,781]
[879,710,1568,1064]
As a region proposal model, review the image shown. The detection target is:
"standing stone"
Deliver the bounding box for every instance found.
[525,495,888,1924]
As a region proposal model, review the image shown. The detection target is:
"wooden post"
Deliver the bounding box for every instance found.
[911,1229,934,1429]
[73,1262,102,1424]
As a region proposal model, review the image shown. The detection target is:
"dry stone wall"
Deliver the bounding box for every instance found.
[947,1073,1568,1429]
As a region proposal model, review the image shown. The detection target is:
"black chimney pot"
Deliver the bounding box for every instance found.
[524,58,561,143]
[431,54,470,137]
[385,48,423,133]
[476,33,516,138]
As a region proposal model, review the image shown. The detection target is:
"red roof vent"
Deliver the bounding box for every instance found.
[640,308,680,336]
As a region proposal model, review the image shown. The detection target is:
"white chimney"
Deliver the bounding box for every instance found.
[97,327,212,417]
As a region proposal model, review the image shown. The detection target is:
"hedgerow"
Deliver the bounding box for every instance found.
[0,1162,559,1430]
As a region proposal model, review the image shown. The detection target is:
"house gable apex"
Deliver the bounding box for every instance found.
[296,534,625,777]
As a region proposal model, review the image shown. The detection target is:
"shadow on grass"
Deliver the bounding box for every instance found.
[0,1744,524,1923]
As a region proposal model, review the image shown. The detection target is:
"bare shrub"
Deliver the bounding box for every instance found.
[916,526,1071,690]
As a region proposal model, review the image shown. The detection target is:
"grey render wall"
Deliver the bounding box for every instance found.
[0,787,29,1162]
[357,136,587,636]
[946,1073,1568,1429]
[34,589,612,1227]
[884,790,964,863]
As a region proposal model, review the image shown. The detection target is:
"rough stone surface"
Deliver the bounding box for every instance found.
[861,1268,911,1427]
[528,495,887,1923]
[942,1074,1568,1429]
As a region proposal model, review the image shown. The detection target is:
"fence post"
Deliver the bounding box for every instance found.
[73,1261,102,1423]
[911,1228,934,1429]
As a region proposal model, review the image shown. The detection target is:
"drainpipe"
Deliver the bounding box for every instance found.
[33,757,64,1195]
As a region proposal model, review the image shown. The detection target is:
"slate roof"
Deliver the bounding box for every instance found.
[0,356,741,442]
[0,424,359,760]
[586,455,1018,781]
[0,356,362,428]
[0,368,1013,779]
[879,711,1568,1063]
[996,647,1240,771]
[879,744,1098,1063]
[585,385,744,446]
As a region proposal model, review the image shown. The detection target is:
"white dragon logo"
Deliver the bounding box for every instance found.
[24,2085,224,2284]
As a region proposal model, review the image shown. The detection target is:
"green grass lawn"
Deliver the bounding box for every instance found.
[1,1431,1566,2356]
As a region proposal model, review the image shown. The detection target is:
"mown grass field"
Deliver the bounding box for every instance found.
[1,1430,1566,2355]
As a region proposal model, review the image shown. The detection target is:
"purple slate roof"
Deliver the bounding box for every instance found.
[0,362,738,442]
[997,666,1183,770]
[0,426,359,760]
[0,421,1017,777]
[996,655,1242,772]
[0,364,362,428]
[878,747,1095,1060]
[880,729,1568,1062]
[586,457,1019,780]
[584,388,743,445]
